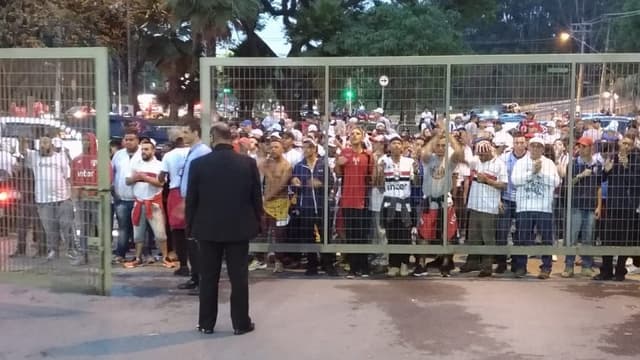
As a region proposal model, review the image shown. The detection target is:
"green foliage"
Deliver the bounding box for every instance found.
[317,3,467,56]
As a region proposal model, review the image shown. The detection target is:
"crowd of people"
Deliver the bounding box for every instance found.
[7,106,640,287]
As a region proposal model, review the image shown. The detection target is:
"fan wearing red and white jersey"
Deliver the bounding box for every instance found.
[375,134,419,277]
[124,139,169,269]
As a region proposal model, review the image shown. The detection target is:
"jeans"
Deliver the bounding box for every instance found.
[74,199,99,256]
[114,200,134,257]
[37,200,77,254]
[514,211,554,272]
[565,208,595,269]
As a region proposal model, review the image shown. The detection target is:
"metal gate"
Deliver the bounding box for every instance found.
[199,54,640,260]
[0,48,111,294]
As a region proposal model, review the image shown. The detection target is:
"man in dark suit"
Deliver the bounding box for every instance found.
[186,122,263,335]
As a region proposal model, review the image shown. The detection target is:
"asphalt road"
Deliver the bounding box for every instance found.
[1,265,639,360]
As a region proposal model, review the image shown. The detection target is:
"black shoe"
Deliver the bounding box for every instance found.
[495,263,507,274]
[178,279,198,290]
[187,286,199,296]
[614,275,626,282]
[426,257,443,269]
[592,273,613,281]
[174,266,190,277]
[478,270,492,278]
[514,268,526,278]
[234,322,255,335]
[412,264,428,277]
[196,325,214,334]
[324,266,339,277]
[305,268,318,276]
[459,264,479,273]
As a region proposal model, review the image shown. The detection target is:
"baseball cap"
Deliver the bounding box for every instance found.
[249,129,263,139]
[303,137,317,147]
[327,137,337,148]
[376,122,386,129]
[308,124,319,133]
[576,137,593,147]
[52,137,63,148]
[373,108,384,114]
[269,132,282,140]
[528,137,544,146]
[240,119,252,127]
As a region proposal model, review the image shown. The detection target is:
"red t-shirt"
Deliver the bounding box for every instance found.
[72,155,98,186]
[340,148,372,209]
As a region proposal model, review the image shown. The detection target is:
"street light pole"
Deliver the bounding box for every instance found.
[598,20,612,110]
[574,22,588,111]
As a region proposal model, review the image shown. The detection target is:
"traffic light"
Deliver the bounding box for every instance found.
[343,88,355,101]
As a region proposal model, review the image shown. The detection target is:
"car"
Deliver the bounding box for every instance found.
[581,115,634,134]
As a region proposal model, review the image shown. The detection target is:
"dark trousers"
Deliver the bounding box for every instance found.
[198,241,252,331]
[385,216,410,268]
[172,229,187,267]
[188,237,200,283]
[343,208,370,275]
[495,199,518,265]
[295,210,336,270]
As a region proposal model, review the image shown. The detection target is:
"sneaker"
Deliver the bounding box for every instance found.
[273,261,284,273]
[538,270,551,280]
[346,273,356,279]
[145,256,156,265]
[400,263,410,277]
[46,250,57,261]
[248,259,267,271]
[387,267,400,277]
[561,266,574,278]
[580,267,594,277]
[494,263,507,274]
[124,258,143,269]
[412,264,428,277]
[360,273,369,278]
[112,255,126,264]
[70,257,87,266]
[514,268,526,278]
[552,255,558,262]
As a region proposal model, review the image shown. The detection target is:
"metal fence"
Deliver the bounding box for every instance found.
[0,48,111,294]
[199,54,640,278]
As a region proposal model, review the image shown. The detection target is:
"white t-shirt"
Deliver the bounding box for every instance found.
[26,150,70,203]
[0,150,16,176]
[112,148,141,201]
[511,155,561,213]
[285,148,303,167]
[379,155,415,208]
[453,146,473,187]
[467,156,508,215]
[129,158,163,200]
[422,152,454,198]
[161,147,189,189]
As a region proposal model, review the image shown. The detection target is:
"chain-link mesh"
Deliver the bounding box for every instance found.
[198,55,640,279]
[0,55,108,292]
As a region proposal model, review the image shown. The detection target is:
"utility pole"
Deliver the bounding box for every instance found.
[598,20,612,110]
[573,22,590,112]
[126,0,135,114]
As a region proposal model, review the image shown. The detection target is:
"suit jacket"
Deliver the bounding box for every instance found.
[186,143,263,242]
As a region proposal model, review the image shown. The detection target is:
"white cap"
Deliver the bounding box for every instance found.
[528,137,544,146]
[250,129,264,139]
[52,137,63,148]
[269,132,282,140]
[328,137,337,147]
[268,123,282,132]
[348,117,359,124]
[308,124,318,133]
[373,108,384,114]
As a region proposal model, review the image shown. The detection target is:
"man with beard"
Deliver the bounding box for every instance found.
[123,139,169,268]
[20,135,78,262]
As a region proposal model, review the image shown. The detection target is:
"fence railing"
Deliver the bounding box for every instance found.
[200,54,640,258]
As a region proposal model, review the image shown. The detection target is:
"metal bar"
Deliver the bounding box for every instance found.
[246,244,640,256]
[323,65,330,247]
[564,62,577,253]
[443,64,452,247]
[94,48,112,296]
[0,47,110,59]
[199,58,212,138]
[199,54,640,67]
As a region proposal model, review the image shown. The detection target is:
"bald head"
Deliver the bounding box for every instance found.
[210,122,232,145]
